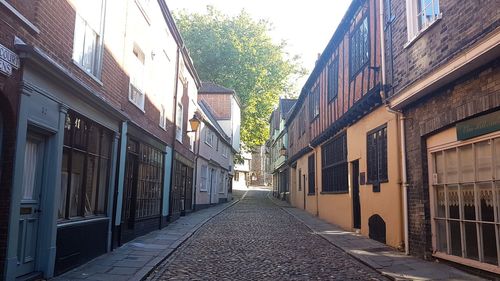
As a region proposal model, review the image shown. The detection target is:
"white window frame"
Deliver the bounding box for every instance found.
[219,171,225,193]
[129,43,146,111]
[72,0,106,79]
[205,129,214,147]
[159,104,166,130]
[200,165,208,191]
[405,0,442,43]
[176,103,183,142]
[428,131,500,274]
[222,144,228,158]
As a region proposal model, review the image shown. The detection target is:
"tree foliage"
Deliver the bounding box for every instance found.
[174,6,304,148]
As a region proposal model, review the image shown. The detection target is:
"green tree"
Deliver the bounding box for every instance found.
[174,6,304,148]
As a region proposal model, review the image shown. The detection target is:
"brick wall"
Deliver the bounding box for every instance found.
[386,0,500,96]
[403,59,500,258]
[198,93,231,119]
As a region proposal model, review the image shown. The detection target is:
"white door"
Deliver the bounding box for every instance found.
[17,134,45,277]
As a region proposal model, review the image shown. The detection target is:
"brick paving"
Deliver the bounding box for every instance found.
[146,188,386,281]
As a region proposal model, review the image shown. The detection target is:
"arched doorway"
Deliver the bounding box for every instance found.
[368,214,386,244]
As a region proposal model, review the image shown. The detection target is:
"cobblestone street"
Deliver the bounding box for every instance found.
[146,188,386,281]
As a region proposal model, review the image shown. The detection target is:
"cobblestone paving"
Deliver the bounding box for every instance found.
[147,189,387,281]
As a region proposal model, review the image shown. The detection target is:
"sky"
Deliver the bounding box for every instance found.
[167,0,352,91]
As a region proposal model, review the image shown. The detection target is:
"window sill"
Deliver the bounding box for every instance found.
[307,193,316,196]
[72,60,103,86]
[320,191,349,195]
[405,15,442,49]
[57,216,109,227]
[129,99,146,113]
[199,189,208,192]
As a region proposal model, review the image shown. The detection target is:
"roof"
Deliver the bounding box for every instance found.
[279,98,297,117]
[198,100,231,144]
[200,82,235,94]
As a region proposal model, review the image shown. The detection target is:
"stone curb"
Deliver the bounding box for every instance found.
[135,198,241,281]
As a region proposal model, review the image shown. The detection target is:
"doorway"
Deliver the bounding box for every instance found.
[16,132,47,277]
[352,160,361,229]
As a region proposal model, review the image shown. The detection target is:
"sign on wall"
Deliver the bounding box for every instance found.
[0,43,20,76]
[456,111,500,140]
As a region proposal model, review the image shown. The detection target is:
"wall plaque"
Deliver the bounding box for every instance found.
[0,43,20,77]
[456,111,500,141]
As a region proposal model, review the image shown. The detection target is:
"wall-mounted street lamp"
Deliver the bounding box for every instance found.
[187,115,201,133]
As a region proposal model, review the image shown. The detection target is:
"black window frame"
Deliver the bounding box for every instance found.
[328,58,339,102]
[309,86,320,121]
[321,132,348,193]
[366,124,388,192]
[308,154,315,195]
[349,15,370,79]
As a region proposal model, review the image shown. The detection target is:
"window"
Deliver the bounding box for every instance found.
[406,0,440,40]
[205,129,215,147]
[222,144,228,158]
[309,86,320,121]
[234,172,240,182]
[328,59,339,102]
[430,136,500,268]
[200,165,208,191]
[159,105,166,130]
[72,0,105,77]
[176,103,183,142]
[129,44,146,110]
[298,169,302,191]
[350,16,369,78]
[59,110,113,220]
[219,171,225,193]
[322,132,348,192]
[133,142,163,219]
[289,124,294,147]
[299,109,306,136]
[308,154,315,194]
[367,125,388,192]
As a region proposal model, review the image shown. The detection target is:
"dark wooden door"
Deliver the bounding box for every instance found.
[121,152,139,243]
[170,161,182,220]
[352,160,361,229]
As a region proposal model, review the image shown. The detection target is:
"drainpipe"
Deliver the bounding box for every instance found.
[379,0,409,255]
[308,143,319,216]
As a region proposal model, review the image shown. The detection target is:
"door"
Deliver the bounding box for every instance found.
[352,160,361,229]
[121,151,139,243]
[209,168,217,204]
[184,167,193,212]
[17,134,46,277]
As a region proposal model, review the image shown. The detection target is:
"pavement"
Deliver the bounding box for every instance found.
[52,193,242,281]
[269,193,486,281]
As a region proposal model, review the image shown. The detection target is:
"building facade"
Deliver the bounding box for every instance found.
[193,101,234,209]
[0,0,202,279]
[268,98,296,200]
[286,0,404,249]
[385,0,500,274]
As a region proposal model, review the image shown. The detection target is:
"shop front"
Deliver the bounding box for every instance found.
[427,110,500,274]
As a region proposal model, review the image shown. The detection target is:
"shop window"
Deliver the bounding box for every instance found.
[135,143,163,218]
[72,0,105,78]
[322,132,348,193]
[431,136,500,268]
[59,110,112,220]
[308,154,315,194]
[350,15,369,78]
[367,125,388,192]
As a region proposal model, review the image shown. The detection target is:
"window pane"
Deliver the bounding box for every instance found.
[59,149,69,219]
[459,145,474,183]
[448,185,460,219]
[478,182,494,222]
[434,152,444,184]
[85,155,99,216]
[97,158,109,214]
[496,181,500,223]
[494,138,500,179]
[482,223,498,265]
[88,125,100,154]
[435,185,445,217]
[435,219,447,252]
[464,222,478,260]
[72,15,86,65]
[476,140,492,181]
[22,140,39,200]
[70,151,85,217]
[445,148,458,183]
[462,183,476,221]
[449,220,462,257]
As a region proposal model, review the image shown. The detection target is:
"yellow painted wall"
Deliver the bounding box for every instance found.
[347,106,403,248]
[316,145,353,230]
[289,152,318,215]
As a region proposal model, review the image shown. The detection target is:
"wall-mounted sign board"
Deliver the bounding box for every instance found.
[456,111,500,141]
[0,43,20,77]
